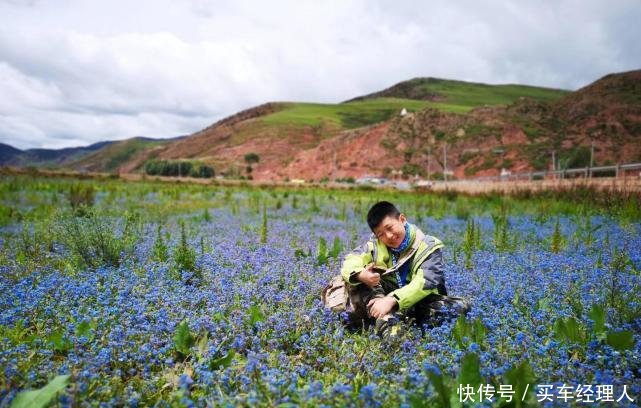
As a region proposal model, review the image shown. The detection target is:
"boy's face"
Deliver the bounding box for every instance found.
[373,213,407,248]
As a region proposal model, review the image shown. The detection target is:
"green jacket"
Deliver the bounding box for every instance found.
[340,224,445,311]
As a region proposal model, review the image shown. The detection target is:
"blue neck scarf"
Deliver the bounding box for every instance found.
[389,223,412,264]
[389,223,412,287]
[390,223,411,256]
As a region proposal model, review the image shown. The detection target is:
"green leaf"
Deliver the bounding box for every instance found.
[553,317,587,345]
[329,236,343,258]
[10,374,70,408]
[502,361,536,408]
[536,296,552,312]
[316,237,329,266]
[248,305,265,326]
[452,316,470,348]
[48,330,72,353]
[457,353,482,390]
[74,320,95,343]
[452,317,485,349]
[426,370,452,408]
[294,248,309,259]
[588,304,606,335]
[196,332,209,361]
[408,392,431,408]
[564,317,585,343]
[173,320,195,355]
[209,350,235,370]
[472,318,486,344]
[606,330,635,351]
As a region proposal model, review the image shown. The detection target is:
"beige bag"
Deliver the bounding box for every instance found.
[321,275,348,312]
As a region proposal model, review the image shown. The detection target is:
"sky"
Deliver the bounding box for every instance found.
[1,0,640,150]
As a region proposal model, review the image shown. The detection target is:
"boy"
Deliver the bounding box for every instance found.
[340,201,470,337]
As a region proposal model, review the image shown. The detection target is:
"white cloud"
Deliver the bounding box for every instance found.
[0,0,640,149]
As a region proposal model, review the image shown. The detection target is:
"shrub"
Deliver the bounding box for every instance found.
[260,205,268,244]
[152,224,169,262]
[401,163,425,177]
[550,218,565,253]
[67,183,95,213]
[173,220,197,278]
[56,208,140,268]
[244,153,260,164]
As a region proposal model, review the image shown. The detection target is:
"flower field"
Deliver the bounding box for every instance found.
[1,176,640,407]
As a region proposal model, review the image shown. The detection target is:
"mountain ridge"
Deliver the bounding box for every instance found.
[2,71,639,180]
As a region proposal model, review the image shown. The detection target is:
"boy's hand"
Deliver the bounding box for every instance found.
[357,265,380,288]
[367,297,398,318]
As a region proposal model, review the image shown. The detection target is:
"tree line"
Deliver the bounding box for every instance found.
[144,160,214,178]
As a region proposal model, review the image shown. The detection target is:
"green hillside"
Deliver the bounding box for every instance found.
[395,77,569,106]
[68,137,173,172]
[261,98,429,129]
[261,78,569,130]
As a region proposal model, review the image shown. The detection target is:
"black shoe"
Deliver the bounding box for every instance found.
[375,314,403,340]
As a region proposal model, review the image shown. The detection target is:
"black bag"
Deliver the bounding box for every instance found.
[410,294,472,326]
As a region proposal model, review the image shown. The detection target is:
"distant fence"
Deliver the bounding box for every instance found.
[471,162,641,182]
[419,162,641,194]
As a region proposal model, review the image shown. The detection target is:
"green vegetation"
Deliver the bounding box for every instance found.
[10,374,70,408]
[102,139,162,171]
[67,183,95,212]
[557,145,591,169]
[462,218,481,269]
[261,98,429,129]
[55,208,141,269]
[244,153,260,164]
[405,77,568,107]
[173,219,199,280]
[458,150,479,166]
[401,163,425,177]
[1,174,639,406]
[71,138,169,172]
[144,159,214,178]
[260,79,567,134]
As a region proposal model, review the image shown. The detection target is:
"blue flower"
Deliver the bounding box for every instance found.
[178,374,194,390]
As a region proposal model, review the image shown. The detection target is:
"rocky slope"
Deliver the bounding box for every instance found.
[3,70,639,180]
[200,71,639,181]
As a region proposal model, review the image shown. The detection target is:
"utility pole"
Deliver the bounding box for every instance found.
[589,142,595,178]
[427,147,431,180]
[333,148,337,173]
[443,144,448,183]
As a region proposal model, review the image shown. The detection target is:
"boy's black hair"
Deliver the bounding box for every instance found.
[367,201,400,230]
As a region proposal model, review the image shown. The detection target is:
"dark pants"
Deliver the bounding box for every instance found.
[346,279,470,329]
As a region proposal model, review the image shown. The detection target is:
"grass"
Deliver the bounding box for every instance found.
[260,79,569,130]
[411,78,569,107]
[71,138,167,172]
[261,98,430,129]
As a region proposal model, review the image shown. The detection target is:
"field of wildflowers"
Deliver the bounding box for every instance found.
[1,176,640,407]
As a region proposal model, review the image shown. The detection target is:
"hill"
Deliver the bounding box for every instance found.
[68,136,185,173]
[147,76,573,180]
[0,143,22,163]
[4,71,639,180]
[551,69,641,163]
[0,137,183,172]
[345,77,568,107]
[0,141,111,167]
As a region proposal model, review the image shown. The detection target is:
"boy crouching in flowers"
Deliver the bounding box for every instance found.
[323,201,470,338]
